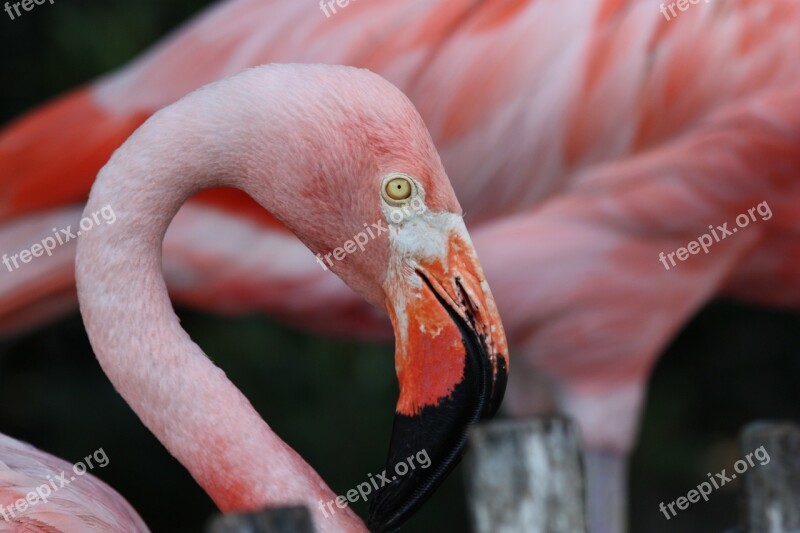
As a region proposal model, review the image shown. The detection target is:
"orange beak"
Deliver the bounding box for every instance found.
[368,222,508,532]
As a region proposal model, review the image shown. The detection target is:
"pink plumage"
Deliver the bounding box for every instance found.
[2,1,800,530]
[0,434,148,532]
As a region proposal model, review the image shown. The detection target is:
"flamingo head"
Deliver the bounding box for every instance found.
[307,168,508,531]
[301,82,507,532]
[240,65,509,530]
[365,171,509,532]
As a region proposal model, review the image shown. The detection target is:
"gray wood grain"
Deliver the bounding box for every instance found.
[465,417,588,533]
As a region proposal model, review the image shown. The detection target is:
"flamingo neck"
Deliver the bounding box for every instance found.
[75,65,377,532]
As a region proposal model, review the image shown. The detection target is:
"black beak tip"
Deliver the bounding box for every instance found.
[365,406,450,533]
[367,273,508,531]
[365,347,507,532]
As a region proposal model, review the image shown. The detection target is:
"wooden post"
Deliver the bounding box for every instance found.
[740,421,800,533]
[465,417,588,533]
[205,505,316,533]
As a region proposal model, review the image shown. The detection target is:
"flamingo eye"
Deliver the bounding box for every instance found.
[383,175,413,202]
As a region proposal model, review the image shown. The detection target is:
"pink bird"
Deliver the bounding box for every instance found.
[3,1,800,530]
[75,63,508,532]
[0,433,148,531]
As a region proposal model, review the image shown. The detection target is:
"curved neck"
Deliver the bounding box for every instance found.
[76,67,370,532]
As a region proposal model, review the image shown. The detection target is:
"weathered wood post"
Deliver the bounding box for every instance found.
[740,421,800,533]
[205,505,316,533]
[465,417,588,533]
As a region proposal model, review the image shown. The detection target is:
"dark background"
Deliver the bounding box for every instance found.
[1,2,799,531]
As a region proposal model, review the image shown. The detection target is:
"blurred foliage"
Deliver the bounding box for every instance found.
[632,302,800,532]
[1,0,214,121]
[2,1,800,532]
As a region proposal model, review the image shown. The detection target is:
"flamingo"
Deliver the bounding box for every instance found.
[74,63,508,533]
[0,433,148,531]
[3,1,800,531]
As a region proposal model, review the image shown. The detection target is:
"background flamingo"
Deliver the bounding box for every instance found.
[0,433,148,532]
[2,0,800,531]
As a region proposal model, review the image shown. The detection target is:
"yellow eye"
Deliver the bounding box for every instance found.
[384,176,412,201]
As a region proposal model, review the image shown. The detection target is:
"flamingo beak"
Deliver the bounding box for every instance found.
[367,223,508,532]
